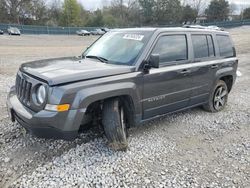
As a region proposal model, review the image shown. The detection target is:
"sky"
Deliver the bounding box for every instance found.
[77,0,250,11]
[78,0,111,10]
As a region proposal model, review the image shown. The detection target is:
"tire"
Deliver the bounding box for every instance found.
[102,98,128,151]
[203,80,228,112]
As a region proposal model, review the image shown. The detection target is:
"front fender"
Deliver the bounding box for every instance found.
[71,82,142,115]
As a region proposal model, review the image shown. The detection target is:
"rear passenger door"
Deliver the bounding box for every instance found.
[189,33,236,106]
[189,34,218,106]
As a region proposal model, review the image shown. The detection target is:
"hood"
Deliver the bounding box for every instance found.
[20,57,136,86]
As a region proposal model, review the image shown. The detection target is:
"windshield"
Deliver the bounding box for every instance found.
[83,31,153,65]
[11,28,19,32]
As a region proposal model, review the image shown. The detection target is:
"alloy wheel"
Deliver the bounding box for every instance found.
[213,86,228,111]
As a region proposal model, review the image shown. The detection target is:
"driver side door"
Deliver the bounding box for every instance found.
[142,33,193,119]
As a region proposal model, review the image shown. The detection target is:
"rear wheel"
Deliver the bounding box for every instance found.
[102,98,128,151]
[203,80,228,112]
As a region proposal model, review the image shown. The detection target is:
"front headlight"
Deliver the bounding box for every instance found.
[36,85,46,104]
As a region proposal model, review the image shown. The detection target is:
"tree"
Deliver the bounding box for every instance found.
[155,0,182,25]
[181,5,198,23]
[47,0,63,26]
[86,9,104,27]
[243,7,250,19]
[103,13,118,27]
[126,0,141,26]
[108,0,128,26]
[138,0,155,25]
[61,0,81,26]
[2,0,32,24]
[205,0,229,21]
[0,0,9,23]
[190,0,207,15]
[229,2,237,15]
[30,0,48,25]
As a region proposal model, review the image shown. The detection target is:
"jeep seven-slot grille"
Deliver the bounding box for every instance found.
[16,74,32,106]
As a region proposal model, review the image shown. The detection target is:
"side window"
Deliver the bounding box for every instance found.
[192,34,215,59]
[217,35,234,57]
[152,35,188,64]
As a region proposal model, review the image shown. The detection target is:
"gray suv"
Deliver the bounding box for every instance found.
[7,27,238,150]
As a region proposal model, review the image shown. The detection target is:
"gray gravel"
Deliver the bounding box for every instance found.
[0,29,250,188]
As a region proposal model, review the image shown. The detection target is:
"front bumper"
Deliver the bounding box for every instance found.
[6,87,86,140]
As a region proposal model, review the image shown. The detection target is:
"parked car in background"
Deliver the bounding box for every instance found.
[90,29,105,35]
[7,27,21,35]
[101,28,110,33]
[0,29,4,35]
[76,30,91,36]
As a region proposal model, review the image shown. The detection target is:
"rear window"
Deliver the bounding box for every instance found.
[192,34,215,59]
[217,35,234,57]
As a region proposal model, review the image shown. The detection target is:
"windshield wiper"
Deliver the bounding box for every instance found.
[85,55,108,63]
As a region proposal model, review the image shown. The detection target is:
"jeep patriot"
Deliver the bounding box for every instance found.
[7,27,238,150]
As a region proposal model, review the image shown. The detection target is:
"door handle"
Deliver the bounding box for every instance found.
[211,64,219,69]
[180,69,191,75]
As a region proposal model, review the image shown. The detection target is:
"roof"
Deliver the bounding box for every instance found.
[113,27,229,34]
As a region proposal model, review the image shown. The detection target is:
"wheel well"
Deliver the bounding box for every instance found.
[117,95,136,128]
[84,95,135,128]
[220,75,233,93]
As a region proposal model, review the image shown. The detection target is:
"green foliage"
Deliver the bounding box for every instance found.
[205,0,230,21]
[181,5,198,23]
[86,9,104,27]
[0,0,237,27]
[138,0,155,24]
[155,0,182,24]
[243,8,250,19]
[61,0,81,26]
[103,13,118,27]
[138,0,183,25]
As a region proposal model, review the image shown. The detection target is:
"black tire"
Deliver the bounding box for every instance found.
[203,80,228,112]
[102,98,128,151]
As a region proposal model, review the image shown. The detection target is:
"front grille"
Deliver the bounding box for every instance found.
[16,74,32,106]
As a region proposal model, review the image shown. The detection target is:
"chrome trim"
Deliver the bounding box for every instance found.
[149,57,237,74]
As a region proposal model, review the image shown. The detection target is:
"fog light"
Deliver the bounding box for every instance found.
[45,104,70,112]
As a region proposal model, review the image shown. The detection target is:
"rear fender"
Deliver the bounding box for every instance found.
[215,61,237,86]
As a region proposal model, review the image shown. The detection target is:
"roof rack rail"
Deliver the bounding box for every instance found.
[182,25,224,31]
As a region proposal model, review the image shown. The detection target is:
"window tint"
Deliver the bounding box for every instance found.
[192,35,215,59]
[217,35,234,57]
[152,35,188,64]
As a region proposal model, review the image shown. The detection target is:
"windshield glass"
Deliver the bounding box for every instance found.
[11,28,19,32]
[83,31,153,65]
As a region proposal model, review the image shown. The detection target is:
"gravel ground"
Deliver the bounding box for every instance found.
[0,27,249,188]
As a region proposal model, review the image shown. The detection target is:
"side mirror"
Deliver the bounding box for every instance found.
[149,54,160,68]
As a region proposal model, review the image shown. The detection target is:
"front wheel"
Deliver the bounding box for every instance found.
[102,98,128,151]
[203,80,228,112]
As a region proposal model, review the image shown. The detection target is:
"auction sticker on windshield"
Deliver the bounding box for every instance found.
[123,34,144,41]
